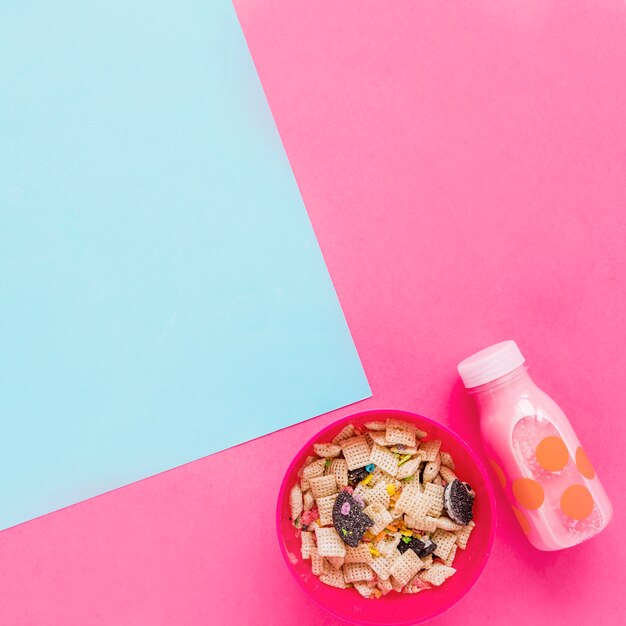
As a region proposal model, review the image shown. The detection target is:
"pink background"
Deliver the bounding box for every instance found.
[1,1,625,624]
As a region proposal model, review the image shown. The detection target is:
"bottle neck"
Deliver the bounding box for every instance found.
[467,364,534,410]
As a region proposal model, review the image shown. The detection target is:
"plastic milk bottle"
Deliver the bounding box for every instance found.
[458,341,612,550]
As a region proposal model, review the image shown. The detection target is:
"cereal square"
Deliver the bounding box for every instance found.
[363,480,391,509]
[369,443,400,476]
[389,549,423,587]
[419,563,456,586]
[340,436,372,470]
[396,458,420,480]
[424,483,445,517]
[313,443,341,458]
[364,502,393,535]
[309,474,338,499]
[455,520,475,550]
[315,527,347,558]
[320,567,346,588]
[332,423,356,445]
[343,563,374,583]
[385,419,417,448]
[316,494,338,526]
[419,440,442,462]
[330,458,349,487]
[395,485,431,520]
[344,543,373,564]
[301,531,316,559]
[432,529,457,560]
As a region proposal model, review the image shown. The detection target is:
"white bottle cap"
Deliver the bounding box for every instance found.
[457,340,525,389]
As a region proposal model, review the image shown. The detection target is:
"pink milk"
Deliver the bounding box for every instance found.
[458,341,612,551]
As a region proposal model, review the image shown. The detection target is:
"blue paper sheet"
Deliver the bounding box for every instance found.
[0,1,370,530]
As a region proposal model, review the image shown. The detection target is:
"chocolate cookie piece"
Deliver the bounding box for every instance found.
[332,490,374,547]
[397,536,426,556]
[347,467,369,486]
[444,479,475,525]
[418,538,437,558]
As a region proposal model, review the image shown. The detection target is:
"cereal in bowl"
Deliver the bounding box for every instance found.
[289,418,476,598]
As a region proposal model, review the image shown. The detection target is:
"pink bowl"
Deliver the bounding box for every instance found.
[276,409,497,625]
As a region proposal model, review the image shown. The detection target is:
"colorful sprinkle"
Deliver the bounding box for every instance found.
[366,463,375,473]
[341,501,351,515]
[386,484,396,496]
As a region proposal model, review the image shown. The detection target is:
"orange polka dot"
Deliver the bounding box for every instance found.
[576,447,595,479]
[561,484,594,520]
[511,505,530,534]
[535,436,569,472]
[488,458,507,488]
[512,477,545,510]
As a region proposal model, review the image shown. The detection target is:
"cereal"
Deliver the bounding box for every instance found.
[301,531,316,559]
[424,483,445,517]
[422,456,441,483]
[330,458,349,487]
[369,443,400,477]
[309,475,338,499]
[315,527,347,558]
[430,515,463,532]
[432,529,457,560]
[405,514,438,533]
[362,481,391,509]
[341,436,372,470]
[364,420,387,431]
[375,532,401,557]
[310,548,327,575]
[316,494,338,526]
[301,458,326,490]
[391,445,419,455]
[302,490,315,511]
[385,419,417,448]
[290,419,476,599]
[366,430,389,446]
[440,451,455,469]
[332,424,356,445]
[419,563,456,586]
[343,563,374,583]
[320,567,346,589]
[395,485,431,520]
[290,484,303,521]
[389,549,423,587]
[439,465,457,483]
[314,443,342,458]
[345,543,373,564]
[377,577,393,595]
[444,543,458,567]
[353,581,374,598]
[419,439,442,462]
[364,502,393,536]
[326,556,345,570]
[396,458,420,480]
[370,555,392,580]
[456,520,475,550]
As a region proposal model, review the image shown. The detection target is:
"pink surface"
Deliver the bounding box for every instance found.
[2,1,626,624]
[277,410,496,625]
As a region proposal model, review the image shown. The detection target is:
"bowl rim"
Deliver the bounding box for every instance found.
[276,408,497,626]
